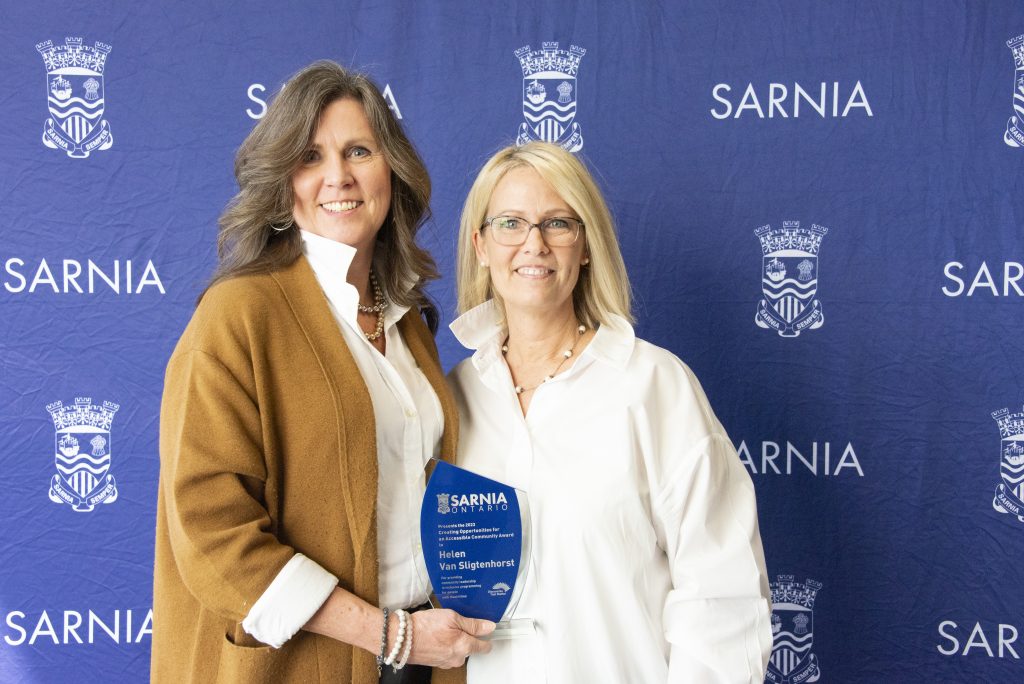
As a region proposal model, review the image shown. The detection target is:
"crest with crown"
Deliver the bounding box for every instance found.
[756,221,828,256]
[36,37,111,74]
[771,575,823,609]
[993,407,1024,440]
[992,406,1024,521]
[47,397,120,431]
[516,42,586,77]
[1008,35,1024,70]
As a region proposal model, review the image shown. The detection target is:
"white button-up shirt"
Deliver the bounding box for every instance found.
[241,230,441,647]
[448,300,773,683]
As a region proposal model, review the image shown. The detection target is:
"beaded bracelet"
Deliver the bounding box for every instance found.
[384,609,407,669]
[376,607,390,676]
[396,610,414,670]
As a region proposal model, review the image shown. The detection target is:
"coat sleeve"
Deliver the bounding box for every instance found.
[159,346,303,623]
[644,362,773,683]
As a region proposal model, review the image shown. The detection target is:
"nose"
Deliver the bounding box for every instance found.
[520,224,551,254]
[325,152,354,188]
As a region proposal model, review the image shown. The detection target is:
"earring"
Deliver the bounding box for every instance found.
[270,220,293,233]
[581,257,590,265]
[480,262,489,268]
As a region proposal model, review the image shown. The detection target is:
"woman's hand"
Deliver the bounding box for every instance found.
[405,608,494,668]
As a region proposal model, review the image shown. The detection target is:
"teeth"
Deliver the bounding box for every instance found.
[516,267,550,276]
[322,201,360,212]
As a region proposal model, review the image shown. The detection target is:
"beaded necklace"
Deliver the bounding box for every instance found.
[502,324,586,395]
[358,271,388,341]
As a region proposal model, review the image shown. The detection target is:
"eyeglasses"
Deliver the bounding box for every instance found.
[481,216,584,246]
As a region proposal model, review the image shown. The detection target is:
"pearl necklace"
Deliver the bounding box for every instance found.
[502,324,586,395]
[358,271,388,341]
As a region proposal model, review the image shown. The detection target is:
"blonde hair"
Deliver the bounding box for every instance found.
[456,142,633,328]
[204,60,439,327]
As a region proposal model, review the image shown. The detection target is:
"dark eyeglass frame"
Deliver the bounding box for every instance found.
[480,215,585,246]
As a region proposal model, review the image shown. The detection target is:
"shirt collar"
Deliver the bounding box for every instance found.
[300,230,411,328]
[449,299,636,374]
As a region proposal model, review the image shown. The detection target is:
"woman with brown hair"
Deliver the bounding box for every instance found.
[151,61,491,684]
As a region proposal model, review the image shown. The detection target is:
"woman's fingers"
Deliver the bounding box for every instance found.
[407,609,495,667]
[455,614,497,639]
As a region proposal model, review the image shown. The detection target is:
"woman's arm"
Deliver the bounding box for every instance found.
[656,433,773,683]
[305,589,494,668]
[163,347,493,664]
[640,359,773,682]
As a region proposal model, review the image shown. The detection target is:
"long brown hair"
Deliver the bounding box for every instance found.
[204,60,439,329]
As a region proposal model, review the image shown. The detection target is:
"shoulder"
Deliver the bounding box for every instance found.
[618,337,720,427]
[621,336,700,387]
[173,271,286,360]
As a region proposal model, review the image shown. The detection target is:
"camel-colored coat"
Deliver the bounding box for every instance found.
[151,256,464,684]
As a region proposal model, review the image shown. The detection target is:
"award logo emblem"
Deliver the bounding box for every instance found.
[421,461,531,631]
[36,38,113,158]
[1004,35,1024,148]
[47,398,120,512]
[755,221,828,337]
[766,575,822,683]
[515,42,586,152]
[992,407,1024,523]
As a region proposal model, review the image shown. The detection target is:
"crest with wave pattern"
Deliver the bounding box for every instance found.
[36,38,113,158]
[755,222,828,337]
[47,398,119,512]
[515,42,585,152]
[766,576,822,684]
[992,407,1024,523]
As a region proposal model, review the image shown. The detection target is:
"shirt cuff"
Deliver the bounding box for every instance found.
[241,553,338,648]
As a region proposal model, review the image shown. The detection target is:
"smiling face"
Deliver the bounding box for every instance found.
[473,166,588,319]
[290,98,392,251]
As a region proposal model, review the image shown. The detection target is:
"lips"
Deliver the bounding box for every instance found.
[320,200,361,213]
[515,266,554,277]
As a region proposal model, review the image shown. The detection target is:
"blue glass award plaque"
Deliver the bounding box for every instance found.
[421,460,533,638]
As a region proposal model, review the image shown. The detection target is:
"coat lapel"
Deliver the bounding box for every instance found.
[271,256,379,595]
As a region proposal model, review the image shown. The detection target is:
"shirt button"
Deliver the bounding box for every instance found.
[405,408,417,418]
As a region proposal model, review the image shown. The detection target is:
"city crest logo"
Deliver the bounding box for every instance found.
[47,398,120,512]
[1005,35,1024,148]
[36,38,113,158]
[766,575,822,683]
[515,42,585,152]
[755,222,828,337]
[437,493,451,514]
[992,407,1024,523]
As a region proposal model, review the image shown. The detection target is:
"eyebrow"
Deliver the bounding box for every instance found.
[488,208,577,217]
[307,137,378,148]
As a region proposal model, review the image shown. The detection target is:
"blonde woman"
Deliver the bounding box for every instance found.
[448,142,772,682]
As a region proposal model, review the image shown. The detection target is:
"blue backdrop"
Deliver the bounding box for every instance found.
[1,1,1022,681]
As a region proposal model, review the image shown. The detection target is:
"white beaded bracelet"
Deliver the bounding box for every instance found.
[396,611,414,670]
[384,609,407,667]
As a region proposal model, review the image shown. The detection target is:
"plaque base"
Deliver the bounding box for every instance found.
[485,618,536,641]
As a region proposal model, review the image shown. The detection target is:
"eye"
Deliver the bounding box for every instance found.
[545,218,571,230]
[301,148,320,164]
[347,146,372,160]
[494,217,523,231]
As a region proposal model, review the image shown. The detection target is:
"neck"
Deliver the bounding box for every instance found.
[504,305,579,362]
[346,248,375,306]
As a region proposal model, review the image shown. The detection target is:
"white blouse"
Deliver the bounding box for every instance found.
[241,230,442,647]
[448,300,773,683]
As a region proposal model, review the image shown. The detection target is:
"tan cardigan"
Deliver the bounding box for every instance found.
[152,256,464,684]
